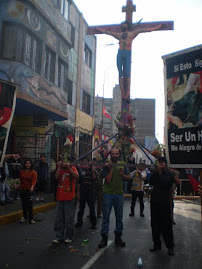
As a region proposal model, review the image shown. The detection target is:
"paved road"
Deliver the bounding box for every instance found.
[0,199,201,269]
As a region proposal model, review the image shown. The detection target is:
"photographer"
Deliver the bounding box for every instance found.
[74,157,97,229]
[53,157,79,243]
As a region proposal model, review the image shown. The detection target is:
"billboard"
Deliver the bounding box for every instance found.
[163,45,202,168]
[0,80,17,166]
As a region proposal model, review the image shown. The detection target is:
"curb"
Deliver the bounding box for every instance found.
[0,202,57,225]
[124,194,200,200]
[174,196,200,200]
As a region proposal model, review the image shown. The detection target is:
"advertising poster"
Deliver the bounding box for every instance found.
[0,80,17,167]
[163,45,202,168]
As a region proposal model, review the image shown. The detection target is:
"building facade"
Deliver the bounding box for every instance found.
[130,98,155,147]
[0,0,96,167]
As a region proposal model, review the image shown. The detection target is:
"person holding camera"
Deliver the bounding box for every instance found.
[53,157,79,244]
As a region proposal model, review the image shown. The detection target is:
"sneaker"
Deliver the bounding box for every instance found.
[29,220,36,224]
[16,197,21,200]
[40,198,46,202]
[35,198,40,203]
[65,238,72,243]
[53,239,60,244]
[19,217,27,223]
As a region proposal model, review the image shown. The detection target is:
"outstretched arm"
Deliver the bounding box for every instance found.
[131,24,163,38]
[95,27,120,40]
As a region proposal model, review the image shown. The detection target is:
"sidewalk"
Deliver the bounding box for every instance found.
[0,193,56,225]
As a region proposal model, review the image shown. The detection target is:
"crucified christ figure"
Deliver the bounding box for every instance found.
[96,21,163,100]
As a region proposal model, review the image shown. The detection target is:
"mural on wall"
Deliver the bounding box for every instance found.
[27,8,41,31]
[0,60,68,112]
[1,1,70,61]
[55,103,75,127]
[33,0,70,38]
[6,1,25,20]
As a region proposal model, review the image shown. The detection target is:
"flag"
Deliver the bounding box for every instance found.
[185,169,200,192]
[0,80,17,167]
[103,106,112,119]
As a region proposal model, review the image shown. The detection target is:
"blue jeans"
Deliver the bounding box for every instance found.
[123,181,128,194]
[0,180,11,202]
[54,200,75,240]
[117,49,131,77]
[101,193,124,235]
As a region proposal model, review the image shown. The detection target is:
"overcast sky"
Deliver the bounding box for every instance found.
[73,0,202,143]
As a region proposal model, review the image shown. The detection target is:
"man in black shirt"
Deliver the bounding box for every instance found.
[149,157,176,256]
[35,154,49,202]
[74,157,97,229]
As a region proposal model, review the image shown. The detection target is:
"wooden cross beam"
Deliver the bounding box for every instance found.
[87,21,173,35]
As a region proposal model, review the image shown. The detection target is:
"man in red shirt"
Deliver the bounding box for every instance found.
[53,157,79,244]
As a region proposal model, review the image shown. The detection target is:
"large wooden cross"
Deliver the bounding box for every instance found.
[87,0,173,124]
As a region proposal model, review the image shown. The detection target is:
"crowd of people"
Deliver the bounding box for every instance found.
[51,148,199,257]
[0,149,201,256]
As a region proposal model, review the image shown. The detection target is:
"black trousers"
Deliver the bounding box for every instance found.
[77,189,97,226]
[20,191,33,221]
[131,191,144,213]
[150,203,174,249]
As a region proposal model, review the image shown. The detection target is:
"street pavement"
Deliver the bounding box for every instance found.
[0,198,201,269]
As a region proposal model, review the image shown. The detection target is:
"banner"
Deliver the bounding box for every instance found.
[163,45,202,168]
[0,80,17,167]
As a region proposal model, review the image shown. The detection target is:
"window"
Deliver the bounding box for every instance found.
[82,91,91,115]
[60,0,69,20]
[24,33,41,73]
[66,79,73,105]
[58,59,72,105]
[2,23,42,73]
[70,23,75,49]
[84,44,92,68]
[44,46,56,83]
[33,115,48,127]
[58,59,68,91]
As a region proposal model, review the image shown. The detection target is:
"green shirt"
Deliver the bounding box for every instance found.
[103,161,129,195]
